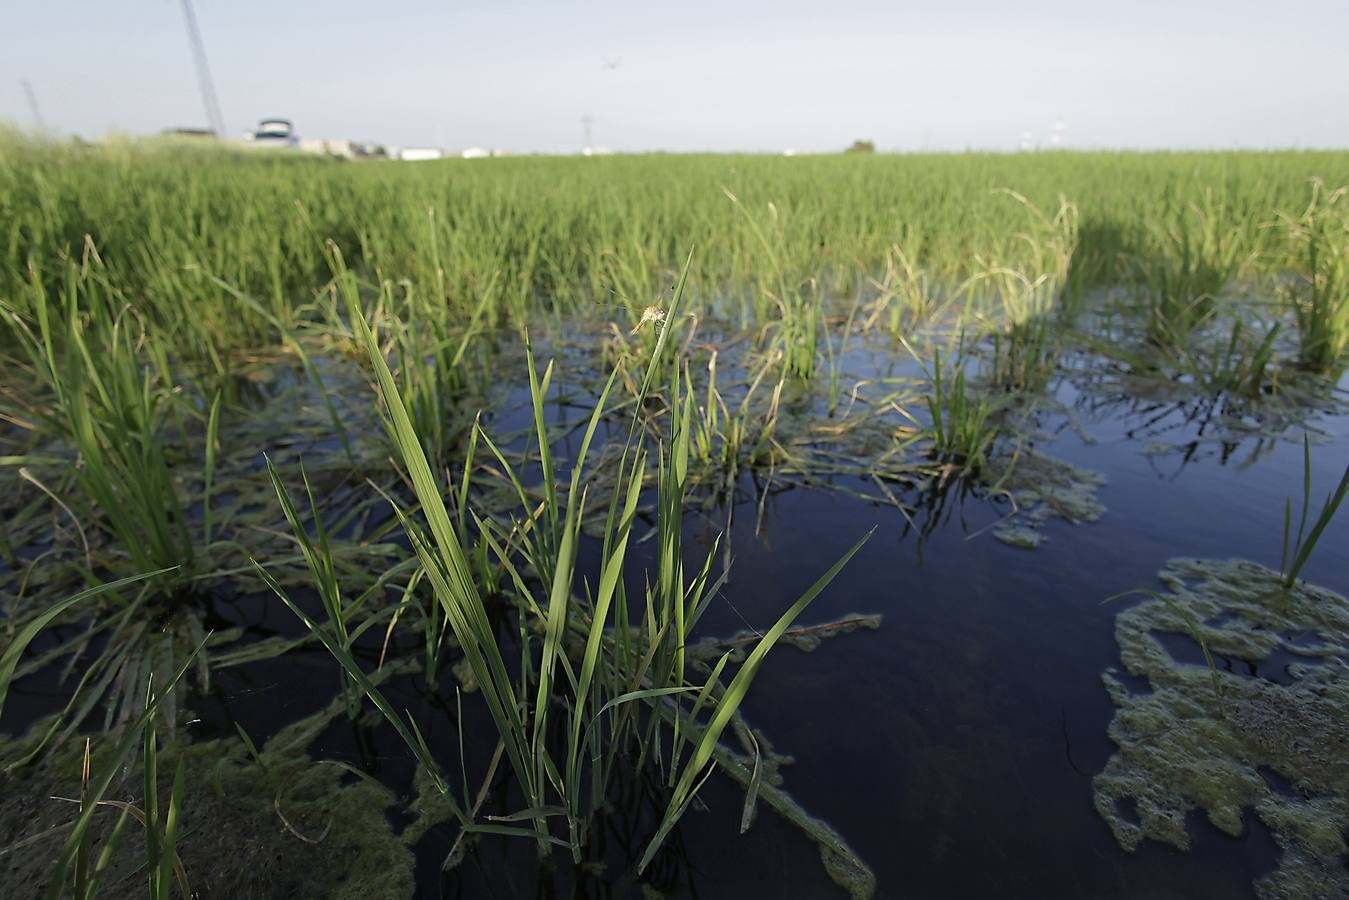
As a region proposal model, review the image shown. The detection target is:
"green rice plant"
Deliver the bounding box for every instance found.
[916,345,999,474]
[978,191,1079,323]
[1279,433,1349,591]
[0,256,215,599]
[963,193,1077,391]
[265,459,369,718]
[0,261,390,761]
[1135,189,1250,347]
[1137,255,1221,346]
[266,247,870,869]
[986,314,1057,393]
[1274,181,1349,372]
[1175,315,1282,397]
[46,663,198,900]
[190,268,355,464]
[770,285,824,382]
[862,245,941,335]
[134,679,191,900]
[0,565,207,771]
[4,133,1346,340]
[722,188,824,381]
[822,291,866,418]
[687,349,784,495]
[0,569,178,726]
[385,420,504,691]
[368,269,495,471]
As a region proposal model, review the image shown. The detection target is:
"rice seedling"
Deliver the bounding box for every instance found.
[264,458,369,718]
[764,281,825,382]
[862,244,942,336]
[1278,434,1349,592]
[962,193,1078,392]
[722,188,824,380]
[1175,315,1282,397]
[262,251,872,869]
[0,570,178,727]
[904,345,1000,475]
[1274,180,1349,372]
[1133,189,1251,347]
[687,349,784,495]
[0,570,203,898]
[364,268,494,471]
[39,657,200,900]
[985,313,1058,393]
[0,254,213,598]
[0,256,401,762]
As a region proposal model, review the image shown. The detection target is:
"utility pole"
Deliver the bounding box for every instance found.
[581,114,593,155]
[20,80,46,131]
[179,0,226,137]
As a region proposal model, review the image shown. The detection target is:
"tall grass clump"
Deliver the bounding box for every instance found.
[357,262,495,470]
[263,250,871,868]
[1134,189,1251,347]
[687,350,784,495]
[960,193,1078,392]
[723,189,825,380]
[911,345,998,474]
[1275,181,1349,372]
[0,573,203,897]
[0,256,232,761]
[863,245,944,336]
[1176,316,1282,397]
[4,135,1347,344]
[0,253,217,599]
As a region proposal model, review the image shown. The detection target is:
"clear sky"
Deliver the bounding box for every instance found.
[4,0,1347,153]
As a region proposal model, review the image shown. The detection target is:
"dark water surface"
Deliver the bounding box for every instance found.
[732,377,1349,899]
[412,364,1341,897]
[204,354,1349,898]
[5,325,1347,900]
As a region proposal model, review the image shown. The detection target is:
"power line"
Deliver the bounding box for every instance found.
[20,80,45,131]
[178,0,226,137]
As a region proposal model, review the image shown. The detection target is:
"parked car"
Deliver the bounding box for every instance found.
[160,127,217,140]
[249,118,298,148]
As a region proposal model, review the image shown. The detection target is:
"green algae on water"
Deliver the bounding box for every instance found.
[982,449,1106,547]
[0,691,417,900]
[991,524,1045,549]
[1093,558,1349,900]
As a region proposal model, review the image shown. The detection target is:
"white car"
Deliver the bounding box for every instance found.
[249,118,298,148]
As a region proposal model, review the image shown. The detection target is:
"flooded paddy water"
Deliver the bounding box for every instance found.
[1,145,1348,899]
[6,304,1346,898]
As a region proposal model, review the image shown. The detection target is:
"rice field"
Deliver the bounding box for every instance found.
[1,131,1348,899]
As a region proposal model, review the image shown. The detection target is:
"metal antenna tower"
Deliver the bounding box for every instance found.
[20,80,46,131]
[581,114,593,154]
[178,0,226,137]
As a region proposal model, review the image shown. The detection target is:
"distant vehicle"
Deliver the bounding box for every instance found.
[249,118,298,147]
[397,147,444,161]
[161,127,217,140]
[352,142,387,159]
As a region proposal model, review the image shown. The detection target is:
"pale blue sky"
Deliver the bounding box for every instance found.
[4,1,1347,152]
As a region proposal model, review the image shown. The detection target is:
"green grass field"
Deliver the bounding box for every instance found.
[1,132,1347,897]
